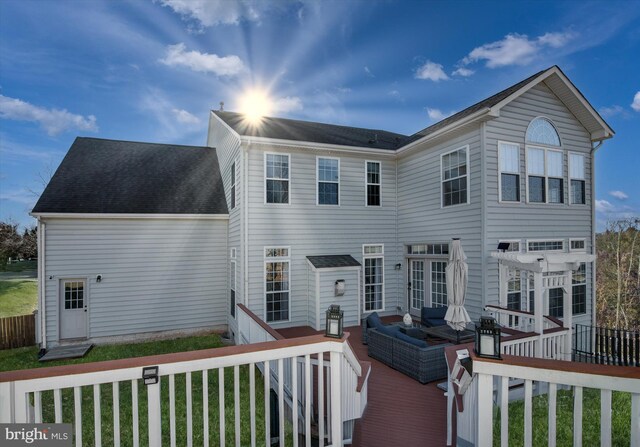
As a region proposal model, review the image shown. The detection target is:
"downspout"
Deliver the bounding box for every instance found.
[37,218,47,350]
[480,122,488,315]
[395,158,400,314]
[243,141,250,306]
[591,140,604,329]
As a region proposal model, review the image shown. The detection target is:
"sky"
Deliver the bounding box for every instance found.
[1,0,639,231]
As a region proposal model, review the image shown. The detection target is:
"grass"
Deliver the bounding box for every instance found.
[0,279,38,317]
[1,335,294,446]
[493,387,632,446]
[2,259,37,272]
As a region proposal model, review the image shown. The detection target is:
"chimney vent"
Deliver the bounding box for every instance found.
[219,101,224,112]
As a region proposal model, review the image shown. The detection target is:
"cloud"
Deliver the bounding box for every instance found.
[462,31,576,68]
[172,108,200,124]
[609,190,629,200]
[159,43,245,76]
[632,91,640,112]
[426,108,454,121]
[273,96,303,113]
[364,66,374,78]
[158,0,260,27]
[452,67,474,77]
[0,188,35,206]
[596,199,616,213]
[599,105,625,118]
[0,94,98,136]
[415,61,449,81]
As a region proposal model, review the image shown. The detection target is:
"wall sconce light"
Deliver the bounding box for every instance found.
[334,279,345,296]
[394,263,402,270]
[96,274,103,283]
[325,305,344,338]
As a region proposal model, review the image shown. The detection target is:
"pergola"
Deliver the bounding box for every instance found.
[491,251,596,358]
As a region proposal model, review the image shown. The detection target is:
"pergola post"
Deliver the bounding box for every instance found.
[563,269,573,361]
[498,262,508,327]
[533,271,544,358]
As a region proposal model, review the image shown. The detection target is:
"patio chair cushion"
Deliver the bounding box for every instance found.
[366,312,384,329]
[421,306,448,327]
[395,331,428,348]
[378,324,401,337]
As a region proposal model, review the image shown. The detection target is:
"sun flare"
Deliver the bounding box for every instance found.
[239,89,272,124]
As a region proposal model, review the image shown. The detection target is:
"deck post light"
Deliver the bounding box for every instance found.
[475,316,502,359]
[325,305,344,338]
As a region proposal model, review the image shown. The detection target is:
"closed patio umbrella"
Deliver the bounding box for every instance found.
[445,239,471,336]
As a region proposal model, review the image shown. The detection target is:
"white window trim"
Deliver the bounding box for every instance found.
[264,152,291,205]
[497,141,521,203]
[230,247,237,259]
[440,145,470,208]
[525,145,565,205]
[365,160,382,207]
[316,156,340,206]
[526,239,565,252]
[568,151,587,206]
[572,263,588,316]
[570,238,587,252]
[264,246,291,323]
[230,259,237,319]
[363,244,385,312]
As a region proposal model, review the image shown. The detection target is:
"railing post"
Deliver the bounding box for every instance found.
[533,272,544,357]
[330,350,343,446]
[0,381,15,423]
[147,376,161,446]
[476,372,494,447]
[564,270,573,360]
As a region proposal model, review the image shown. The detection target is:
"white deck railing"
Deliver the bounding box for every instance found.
[471,353,640,447]
[0,334,352,447]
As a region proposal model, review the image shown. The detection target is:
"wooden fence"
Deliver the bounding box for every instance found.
[0,313,36,349]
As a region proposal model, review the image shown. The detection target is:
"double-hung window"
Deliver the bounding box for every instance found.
[317,157,340,205]
[265,153,289,204]
[366,161,381,206]
[569,153,586,205]
[363,244,384,311]
[572,263,587,315]
[527,148,564,203]
[230,249,236,318]
[230,161,237,209]
[441,146,469,207]
[499,142,520,202]
[265,247,290,322]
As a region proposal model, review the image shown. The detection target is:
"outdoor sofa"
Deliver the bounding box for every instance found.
[361,306,449,344]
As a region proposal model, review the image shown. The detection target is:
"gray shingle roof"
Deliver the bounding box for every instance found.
[32,137,228,215]
[307,255,361,269]
[213,111,408,150]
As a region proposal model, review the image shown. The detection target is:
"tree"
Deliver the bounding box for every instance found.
[0,221,22,269]
[596,218,640,331]
[20,226,37,259]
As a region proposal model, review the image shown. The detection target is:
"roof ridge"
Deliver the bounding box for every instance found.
[76,136,212,150]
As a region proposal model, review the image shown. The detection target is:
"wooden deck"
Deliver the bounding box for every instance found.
[278,317,450,447]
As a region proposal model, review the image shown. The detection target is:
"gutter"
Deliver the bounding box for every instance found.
[239,136,397,157]
[591,140,604,329]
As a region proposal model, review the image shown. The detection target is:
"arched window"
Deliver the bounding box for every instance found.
[526,117,561,147]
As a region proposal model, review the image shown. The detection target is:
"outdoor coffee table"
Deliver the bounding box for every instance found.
[421,324,475,344]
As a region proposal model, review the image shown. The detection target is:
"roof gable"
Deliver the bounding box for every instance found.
[32,138,228,215]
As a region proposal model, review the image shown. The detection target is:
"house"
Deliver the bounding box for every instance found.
[31,65,613,348]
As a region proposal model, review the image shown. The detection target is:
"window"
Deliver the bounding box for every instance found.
[499,142,520,202]
[548,287,564,318]
[407,244,449,255]
[431,261,447,307]
[265,247,290,322]
[230,161,237,210]
[64,281,84,310]
[317,157,339,205]
[526,117,561,147]
[265,153,289,204]
[569,153,586,205]
[230,260,236,318]
[527,240,564,252]
[366,161,381,206]
[570,239,586,251]
[363,244,384,311]
[441,146,469,207]
[527,147,564,203]
[572,263,587,315]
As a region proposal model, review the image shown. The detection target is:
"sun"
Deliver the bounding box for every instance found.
[238,89,272,125]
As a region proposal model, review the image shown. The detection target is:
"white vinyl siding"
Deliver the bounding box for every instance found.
[441,146,469,207]
[363,244,384,312]
[265,153,290,204]
[498,142,521,202]
[317,157,340,205]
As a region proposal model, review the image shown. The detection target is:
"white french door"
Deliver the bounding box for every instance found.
[409,259,425,314]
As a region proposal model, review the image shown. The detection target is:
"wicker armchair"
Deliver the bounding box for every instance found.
[367,328,451,384]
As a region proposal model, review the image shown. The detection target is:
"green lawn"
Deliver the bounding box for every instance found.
[2,260,37,272]
[0,279,38,317]
[493,387,632,446]
[1,335,294,446]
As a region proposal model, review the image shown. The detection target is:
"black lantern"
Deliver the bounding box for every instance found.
[325,305,344,338]
[475,316,502,359]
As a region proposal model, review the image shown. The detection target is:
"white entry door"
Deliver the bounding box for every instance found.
[60,279,87,339]
[409,259,425,315]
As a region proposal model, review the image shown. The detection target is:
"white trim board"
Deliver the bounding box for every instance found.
[31,213,229,220]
